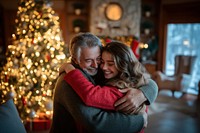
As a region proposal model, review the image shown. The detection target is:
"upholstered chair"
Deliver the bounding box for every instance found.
[152,55,197,96]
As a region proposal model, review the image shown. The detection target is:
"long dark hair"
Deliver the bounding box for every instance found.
[103,41,150,88]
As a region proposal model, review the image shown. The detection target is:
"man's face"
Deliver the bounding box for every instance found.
[78,46,101,76]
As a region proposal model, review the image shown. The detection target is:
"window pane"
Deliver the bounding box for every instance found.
[166,23,200,94]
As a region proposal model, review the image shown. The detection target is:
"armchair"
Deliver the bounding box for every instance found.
[152,55,197,96]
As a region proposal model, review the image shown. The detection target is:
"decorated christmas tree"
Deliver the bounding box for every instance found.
[0,0,67,120]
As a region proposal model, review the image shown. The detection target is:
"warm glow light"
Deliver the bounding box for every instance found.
[35,52,40,57]
[56,54,66,60]
[33,39,37,44]
[50,47,55,51]
[38,36,41,40]
[105,3,122,21]
[55,36,60,41]
[139,43,144,48]
[30,70,33,74]
[144,43,149,49]
[36,90,40,94]
[42,75,47,80]
[183,40,190,46]
[12,34,16,39]
[40,60,44,63]
[139,42,148,49]
[26,59,32,69]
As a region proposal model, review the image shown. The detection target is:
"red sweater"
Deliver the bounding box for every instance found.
[64,69,124,110]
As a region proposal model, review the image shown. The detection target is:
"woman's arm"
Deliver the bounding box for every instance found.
[59,63,75,74]
[64,69,124,110]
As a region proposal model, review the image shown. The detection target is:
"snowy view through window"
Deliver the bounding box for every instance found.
[166,24,200,94]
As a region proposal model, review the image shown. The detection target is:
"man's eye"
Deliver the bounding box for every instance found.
[86,60,92,63]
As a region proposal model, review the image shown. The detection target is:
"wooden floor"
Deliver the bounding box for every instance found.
[145,90,200,133]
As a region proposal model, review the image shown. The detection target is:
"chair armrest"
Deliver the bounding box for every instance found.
[177,74,192,92]
[153,71,175,81]
[152,71,176,90]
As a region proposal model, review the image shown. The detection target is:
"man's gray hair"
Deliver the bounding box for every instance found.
[69,32,102,62]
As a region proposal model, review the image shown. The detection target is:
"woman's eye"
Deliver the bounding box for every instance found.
[108,63,114,66]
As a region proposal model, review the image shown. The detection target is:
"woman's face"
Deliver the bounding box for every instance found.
[100,51,119,79]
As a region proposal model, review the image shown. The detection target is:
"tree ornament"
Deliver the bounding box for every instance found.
[29,109,36,119]
[46,53,51,61]
[7,91,16,99]
[44,99,53,111]
[27,101,32,107]
[21,97,27,106]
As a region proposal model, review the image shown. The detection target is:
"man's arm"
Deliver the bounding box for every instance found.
[139,79,158,104]
[114,79,158,114]
[53,73,144,133]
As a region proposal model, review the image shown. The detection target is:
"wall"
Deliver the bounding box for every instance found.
[90,0,141,38]
[157,0,200,71]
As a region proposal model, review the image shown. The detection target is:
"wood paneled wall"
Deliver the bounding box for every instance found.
[157,0,200,71]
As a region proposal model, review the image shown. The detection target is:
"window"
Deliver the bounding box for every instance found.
[166,23,200,94]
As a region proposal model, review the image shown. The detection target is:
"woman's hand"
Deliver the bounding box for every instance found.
[59,63,75,74]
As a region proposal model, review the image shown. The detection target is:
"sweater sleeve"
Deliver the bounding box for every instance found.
[139,79,158,105]
[64,69,124,110]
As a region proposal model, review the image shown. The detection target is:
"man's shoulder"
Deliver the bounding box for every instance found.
[55,72,70,88]
[58,72,67,80]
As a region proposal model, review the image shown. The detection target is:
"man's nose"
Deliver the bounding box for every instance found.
[91,60,98,68]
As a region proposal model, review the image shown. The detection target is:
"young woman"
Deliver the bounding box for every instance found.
[60,41,151,115]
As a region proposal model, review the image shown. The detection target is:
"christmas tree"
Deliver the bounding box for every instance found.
[0,0,67,120]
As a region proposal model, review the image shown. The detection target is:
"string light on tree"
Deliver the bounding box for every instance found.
[0,0,67,120]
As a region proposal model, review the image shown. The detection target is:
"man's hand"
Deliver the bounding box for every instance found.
[114,88,147,114]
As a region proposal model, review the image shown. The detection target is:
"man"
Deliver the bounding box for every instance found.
[50,33,158,133]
